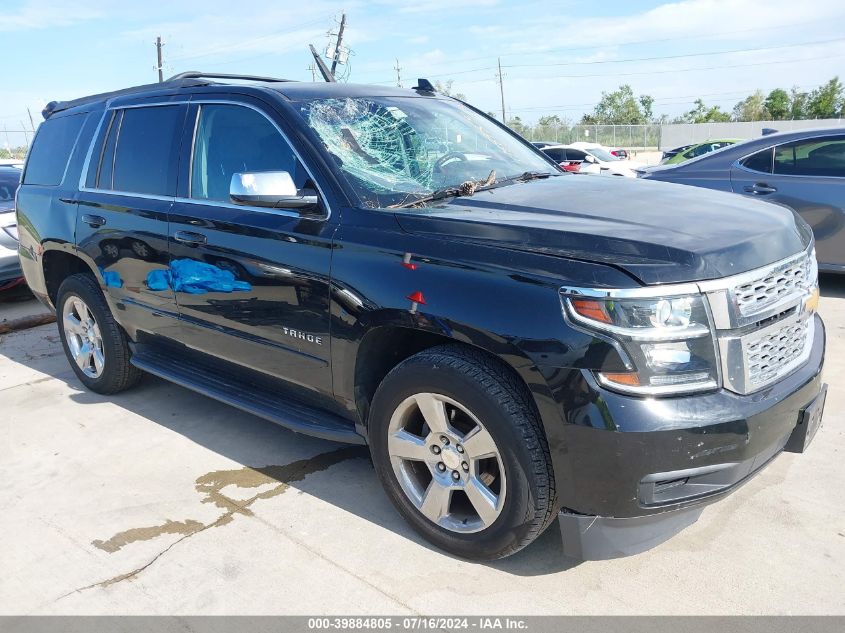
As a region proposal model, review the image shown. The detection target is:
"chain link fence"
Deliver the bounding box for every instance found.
[1,129,32,160]
[509,123,662,149]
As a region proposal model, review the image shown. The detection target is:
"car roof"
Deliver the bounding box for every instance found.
[43,73,442,118]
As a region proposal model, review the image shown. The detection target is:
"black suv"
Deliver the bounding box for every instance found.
[17,73,827,561]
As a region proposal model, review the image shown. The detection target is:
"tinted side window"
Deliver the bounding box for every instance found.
[108,106,183,196]
[773,136,845,178]
[0,170,20,201]
[741,148,773,174]
[95,110,122,189]
[191,104,301,202]
[23,114,85,186]
[542,148,566,162]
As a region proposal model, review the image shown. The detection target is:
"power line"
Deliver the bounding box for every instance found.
[168,14,334,63]
[456,52,845,85]
[503,37,845,69]
[354,16,841,81]
[417,36,845,81]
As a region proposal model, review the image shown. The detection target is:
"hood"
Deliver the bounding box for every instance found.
[393,175,810,285]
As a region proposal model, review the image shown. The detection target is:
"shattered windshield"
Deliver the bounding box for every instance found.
[296,96,554,208]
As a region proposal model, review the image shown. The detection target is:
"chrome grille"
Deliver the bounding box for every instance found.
[745,317,810,389]
[703,247,817,395]
[733,253,811,318]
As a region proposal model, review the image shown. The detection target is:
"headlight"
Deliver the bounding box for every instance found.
[561,289,720,395]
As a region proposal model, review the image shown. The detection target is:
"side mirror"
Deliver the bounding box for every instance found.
[584,155,598,164]
[230,171,319,210]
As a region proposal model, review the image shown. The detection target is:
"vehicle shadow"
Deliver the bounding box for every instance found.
[820,273,845,299]
[1,327,580,576]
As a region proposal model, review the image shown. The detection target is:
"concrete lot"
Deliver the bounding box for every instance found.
[1,278,843,616]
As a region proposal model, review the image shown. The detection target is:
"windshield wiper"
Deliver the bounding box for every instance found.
[508,170,558,183]
[390,170,497,208]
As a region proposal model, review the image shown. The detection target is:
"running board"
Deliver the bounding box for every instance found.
[130,347,365,445]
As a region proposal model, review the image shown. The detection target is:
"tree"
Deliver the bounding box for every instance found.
[676,99,731,123]
[764,89,790,120]
[806,77,844,118]
[506,116,529,137]
[582,84,654,124]
[789,87,809,119]
[534,114,569,142]
[732,90,769,121]
[433,80,467,101]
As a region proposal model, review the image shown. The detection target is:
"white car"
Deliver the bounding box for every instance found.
[0,159,24,169]
[0,166,22,287]
[567,143,643,177]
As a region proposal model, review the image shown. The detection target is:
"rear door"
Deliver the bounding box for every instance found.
[731,135,845,269]
[167,96,336,397]
[76,101,186,336]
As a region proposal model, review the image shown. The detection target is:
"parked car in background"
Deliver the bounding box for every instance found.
[642,128,845,272]
[0,166,23,289]
[538,144,600,173]
[661,144,695,162]
[661,139,743,165]
[531,141,557,149]
[568,143,643,177]
[609,148,629,159]
[0,159,24,169]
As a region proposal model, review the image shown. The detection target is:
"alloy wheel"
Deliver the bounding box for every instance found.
[387,393,506,533]
[62,295,105,378]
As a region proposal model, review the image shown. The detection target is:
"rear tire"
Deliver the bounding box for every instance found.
[369,344,557,560]
[56,273,142,394]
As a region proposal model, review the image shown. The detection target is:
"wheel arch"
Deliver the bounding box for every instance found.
[350,318,558,446]
[41,247,98,307]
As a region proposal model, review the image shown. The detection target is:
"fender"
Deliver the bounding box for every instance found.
[330,207,642,500]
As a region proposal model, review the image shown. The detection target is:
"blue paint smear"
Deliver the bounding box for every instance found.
[98,266,123,288]
[145,259,252,294]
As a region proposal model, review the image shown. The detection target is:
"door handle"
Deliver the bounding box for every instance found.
[81,214,106,227]
[173,230,207,246]
[743,183,777,195]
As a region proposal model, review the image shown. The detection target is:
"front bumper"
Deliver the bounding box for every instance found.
[549,313,826,559]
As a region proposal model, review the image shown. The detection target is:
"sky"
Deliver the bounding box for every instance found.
[3,0,845,145]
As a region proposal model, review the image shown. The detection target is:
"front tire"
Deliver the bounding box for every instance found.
[57,273,142,394]
[369,345,557,560]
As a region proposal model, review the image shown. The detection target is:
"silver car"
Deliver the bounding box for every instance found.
[642,128,845,273]
[0,166,22,286]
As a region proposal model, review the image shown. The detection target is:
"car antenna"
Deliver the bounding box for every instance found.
[309,45,337,83]
[413,78,436,94]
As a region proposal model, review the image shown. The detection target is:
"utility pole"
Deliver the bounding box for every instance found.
[308,62,317,82]
[155,36,164,83]
[394,59,402,88]
[496,57,506,124]
[26,108,36,133]
[329,13,346,78]
[309,44,336,82]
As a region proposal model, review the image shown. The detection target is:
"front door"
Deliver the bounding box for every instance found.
[168,99,336,398]
[731,134,845,269]
[76,103,186,337]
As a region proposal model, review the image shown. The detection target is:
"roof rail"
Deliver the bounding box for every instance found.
[42,77,209,120]
[166,71,293,83]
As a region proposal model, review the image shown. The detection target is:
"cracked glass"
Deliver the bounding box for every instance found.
[297,96,553,208]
